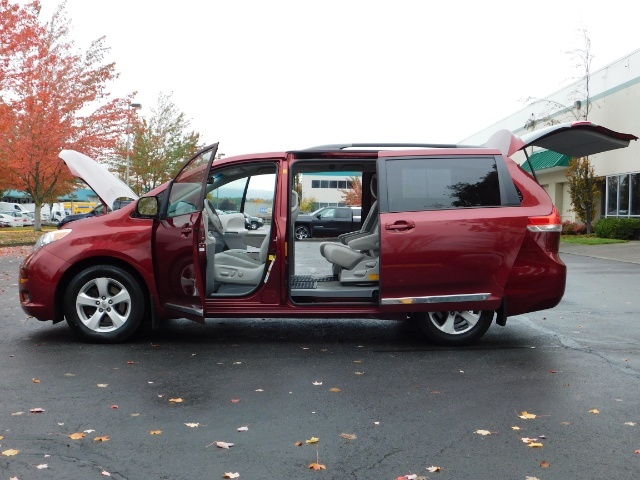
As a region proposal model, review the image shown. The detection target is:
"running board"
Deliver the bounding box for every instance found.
[291,275,378,299]
[165,303,204,317]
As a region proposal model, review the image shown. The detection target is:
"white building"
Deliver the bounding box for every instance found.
[462,49,640,222]
[300,172,360,210]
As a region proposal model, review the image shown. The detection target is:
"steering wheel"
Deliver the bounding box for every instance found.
[204,199,224,236]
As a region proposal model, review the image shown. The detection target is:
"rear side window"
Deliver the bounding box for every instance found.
[384,157,501,212]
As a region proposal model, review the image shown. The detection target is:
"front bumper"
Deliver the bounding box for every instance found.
[19,247,69,322]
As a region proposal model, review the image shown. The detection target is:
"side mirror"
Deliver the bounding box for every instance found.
[316,213,322,219]
[136,196,159,217]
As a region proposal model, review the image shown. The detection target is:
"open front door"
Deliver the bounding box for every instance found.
[153,144,218,320]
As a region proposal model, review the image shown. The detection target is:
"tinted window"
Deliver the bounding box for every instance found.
[385,157,501,212]
[335,208,350,219]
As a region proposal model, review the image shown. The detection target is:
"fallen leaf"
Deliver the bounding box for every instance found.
[101,471,111,477]
[215,441,235,449]
[528,442,544,448]
[340,433,357,440]
[35,464,48,469]
[11,412,24,416]
[373,421,380,425]
[233,362,242,365]
[329,388,341,392]
[2,449,20,456]
[589,409,600,414]
[97,384,108,388]
[526,477,541,480]
[560,421,571,425]
[309,462,326,470]
[0,436,3,440]
[223,473,240,478]
[522,438,537,444]
[69,432,86,440]
[625,422,636,426]
[64,373,75,376]
[540,460,551,468]
[231,399,240,403]
[237,426,249,432]
[426,466,441,472]
[306,436,319,444]
[635,449,640,454]
[295,441,303,446]
[149,430,162,435]
[475,429,492,436]
[111,405,119,409]
[94,436,110,442]
[32,378,41,383]
[354,371,365,375]
[169,398,184,403]
[549,370,558,373]
[354,360,362,363]
[255,389,264,392]
[131,413,140,417]
[431,390,441,394]
[312,381,323,386]
[185,423,202,428]
[519,411,537,419]
[127,361,136,364]
[84,429,96,433]
[511,426,521,431]
[29,408,45,413]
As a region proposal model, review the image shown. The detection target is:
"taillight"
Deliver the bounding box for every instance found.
[527,207,562,232]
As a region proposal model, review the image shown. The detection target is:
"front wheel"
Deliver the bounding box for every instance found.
[415,310,494,346]
[250,221,259,230]
[294,225,310,240]
[64,265,146,343]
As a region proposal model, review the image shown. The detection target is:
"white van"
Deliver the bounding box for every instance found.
[0,202,28,213]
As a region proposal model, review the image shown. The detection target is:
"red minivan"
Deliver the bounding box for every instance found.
[19,122,636,345]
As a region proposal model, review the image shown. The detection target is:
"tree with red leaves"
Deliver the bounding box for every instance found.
[339,175,362,206]
[0,1,132,230]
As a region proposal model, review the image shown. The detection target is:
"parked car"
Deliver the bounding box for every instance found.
[243,212,264,230]
[1,210,28,227]
[294,206,361,239]
[23,212,35,226]
[57,204,107,228]
[0,213,16,227]
[19,123,637,345]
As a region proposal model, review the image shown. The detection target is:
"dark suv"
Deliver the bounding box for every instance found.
[19,122,636,345]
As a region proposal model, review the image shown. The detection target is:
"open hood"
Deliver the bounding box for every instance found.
[59,150,138,209]
[485,121,637,158]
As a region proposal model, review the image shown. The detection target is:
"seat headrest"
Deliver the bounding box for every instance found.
[370,174,377,199]
[290,191,300,222]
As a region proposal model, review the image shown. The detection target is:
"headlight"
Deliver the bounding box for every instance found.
[34,229,72,251]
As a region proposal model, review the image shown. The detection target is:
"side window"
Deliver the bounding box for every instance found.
[384,157,501,212]
[166,148,215,218]
[335,208,350,219]
[320,208,335,219]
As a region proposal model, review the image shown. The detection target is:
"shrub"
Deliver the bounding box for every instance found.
[594,217,640,240]
[562,221,587,235]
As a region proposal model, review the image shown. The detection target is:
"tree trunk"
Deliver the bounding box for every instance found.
[34,203,42,231]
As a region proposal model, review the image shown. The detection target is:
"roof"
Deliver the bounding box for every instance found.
[521,149,571,172]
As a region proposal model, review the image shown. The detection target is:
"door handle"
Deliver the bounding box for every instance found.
[385,221,415,232]
[181,225,193,237]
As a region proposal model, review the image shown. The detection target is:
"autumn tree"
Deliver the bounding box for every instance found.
[0,1,132,230]
[116,92,201,196]
[339,176,362,206]
[299,196,317,213]
[566,157,599,233]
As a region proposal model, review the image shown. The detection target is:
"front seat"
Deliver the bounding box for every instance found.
[337,174,378,245]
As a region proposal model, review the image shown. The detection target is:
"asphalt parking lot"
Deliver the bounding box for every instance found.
[1,245,639,479]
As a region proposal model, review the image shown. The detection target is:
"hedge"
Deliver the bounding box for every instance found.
[594,217,640,240]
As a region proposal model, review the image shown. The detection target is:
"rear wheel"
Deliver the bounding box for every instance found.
[64,265,146,343]
[415,310,493,346]
[250,221,259,230]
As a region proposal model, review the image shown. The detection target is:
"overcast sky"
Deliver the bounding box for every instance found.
[37,0,640,157]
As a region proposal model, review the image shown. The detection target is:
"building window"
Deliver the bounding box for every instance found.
[606,172,640,217]
[311,180,319,188]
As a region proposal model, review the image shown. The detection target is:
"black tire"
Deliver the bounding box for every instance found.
[250,221,259,230]
[64,265,146,343]
[294,225,310,240]
[415,310,493,346]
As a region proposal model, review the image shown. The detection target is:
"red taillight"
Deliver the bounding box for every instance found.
[527,207,562,232]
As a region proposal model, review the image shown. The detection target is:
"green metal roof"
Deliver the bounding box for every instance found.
[521,150,572,172]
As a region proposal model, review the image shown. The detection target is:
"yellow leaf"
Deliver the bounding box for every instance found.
[0,436,3,440]
[64,373,75,376]
[511,426,521,430]
[69,432,86,440]
[519,411,537,419]
[426,466,441,472]
[354,371,365,375]
[32,378,41,383]
[2,449,20,456]
[216,441,235,449]
[306,436,319,444]
[309,462,326,470]
[294,441,303,446]
[96,384,108,388]
[475,430,491,436]
[149,430,162,435]
[329,388,341,392]
[540,460,551,468]
[169,398,184,403]
[528,442,544,448]
[223,473,240,479]
[94,436,110,442]
[184,423,201,428]
[589,409,600,414]
[340,433,357,440]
